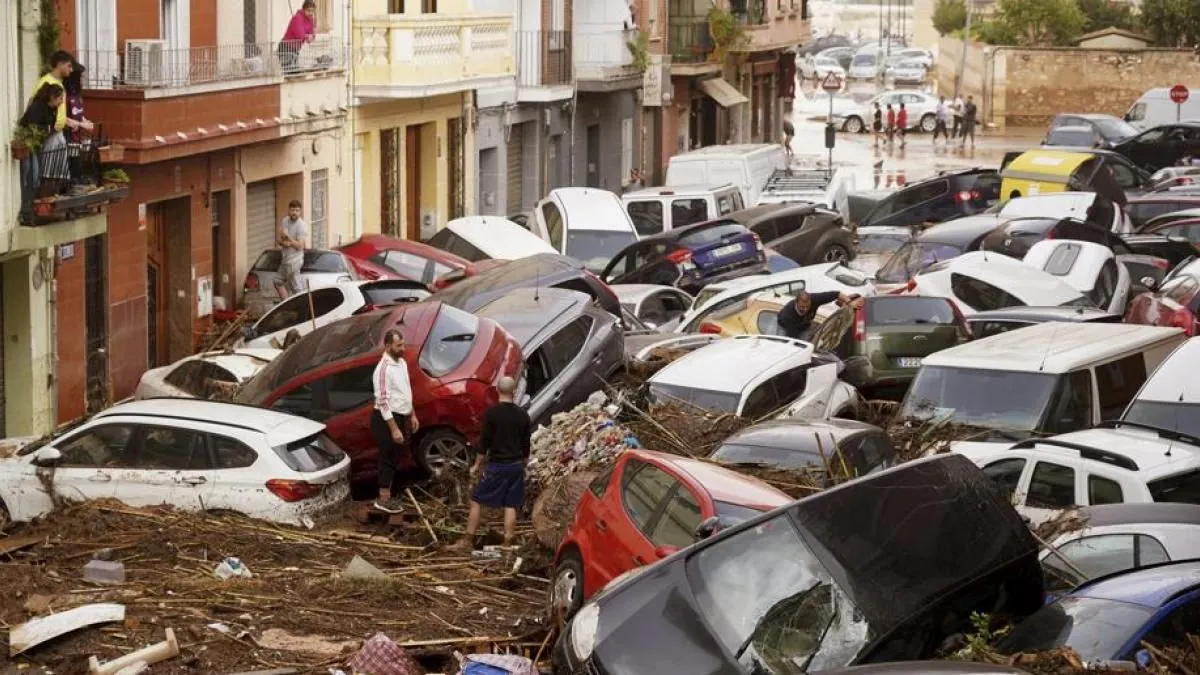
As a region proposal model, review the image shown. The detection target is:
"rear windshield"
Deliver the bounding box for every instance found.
[275,433,346,472]
[865,297,956,326]
[361,284,430,307]
[420,304,481,377]
[858,231,910,254]
[679,222,748,248]
[565,230,637,274]
[648,382,741,414]
[876,242,963,284]
[714,443,822,470]
[853,54,875,66]
[1149,468,1200,504]
[1123,400,1200,440]
[428,229,488,262]
[254,250,348,273]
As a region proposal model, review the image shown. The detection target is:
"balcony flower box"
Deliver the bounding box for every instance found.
[10,140,32,161]
[101,169,131,189]
[32,198,55,217]
[98,145,125,163]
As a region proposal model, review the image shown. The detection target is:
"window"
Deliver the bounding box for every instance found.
[58,424,137,468]
[255,287,345,335]
[892,179,948,212]
[627,201,664,236]
[1043,534,1169,591]
[950,272,1025,311]
[1088,474,1124,505]
[427,229,487,262]
[650,487,702,548]
[756,309,780,335]
[1163,275,1200,305]
[1042,243,1082,276]
[620,460,677,533]
[164,361,238,397]
[542,201,565,250]
[812,308,852,353]
[717,196,734,215]
[140,426,211,471]
[361,283,429,307]
[210,434,258,469]
[1142,597,1200,651]
[310,169,328,248]
[742,366,809,419]
[865,297,956,326]
[374,250,432,282]
[420,305,480,377]
[1043,369,1094,434]
[679,222,748,247]
[1088,259,1120,309]
[982,458,1026,500]
[1107,161,1139,189]
[271,382,315,416]
[1094,354,1148,421]
[544,316,592,375]
[275,433,346,472]
[311,365,376,420]
[661,291,690,317]
[1027,461,1076,509]
[672,199,709,228]
[1149,469,1200,504]
[603,250,636,282]
[638,294,669,325]
[588,463,616,498]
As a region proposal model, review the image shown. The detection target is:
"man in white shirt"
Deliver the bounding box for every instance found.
[277,199,308,297]
[370,329,421,514]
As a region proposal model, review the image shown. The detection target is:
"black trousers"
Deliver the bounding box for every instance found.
[370,410,427,493]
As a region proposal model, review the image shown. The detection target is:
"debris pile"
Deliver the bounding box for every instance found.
[527,392,639,488]
[622,401,750,459]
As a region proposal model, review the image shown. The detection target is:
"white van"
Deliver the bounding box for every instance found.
[1125,88,1200,130]
[427,217,556,261]
[665,144,788,206]
[529,187,640,274]
[1122,337,1200,437]
[621,184,745,236]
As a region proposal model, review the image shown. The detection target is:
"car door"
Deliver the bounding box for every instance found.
[310,365,377,454]
[528,316,595,423]
[636,292,670,328]
[600,245,640,284]
[656,289,693,330]
[202,432,261,513]
[46,422,141,504]
[645,478,707,557]
[1129,591,1200,659]
[1042,533,1170,593]
[980,456,1030,503]
[1022,459,1080,525]
[587,457,675,587]
[126,424,217,510]
[1105,156,1148,193]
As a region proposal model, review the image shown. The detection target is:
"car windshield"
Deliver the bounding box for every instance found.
[254,250,347,273]
[419,304,480,377]
[996,597,1155,662]
[566,230,637,274]
[852,54,875,67]
[687,513,870,673]
[713,442,824,470]
[858,232,910,254]
[876,242,963,284]
[648,382,742,414]
[1122,400,1200,438]
[274,433,346,472]
[1126,102,1146,123]
[865,297,957,325]
[899,366,1059,434]
[715,500,769,527]
[1093,117,1139,140]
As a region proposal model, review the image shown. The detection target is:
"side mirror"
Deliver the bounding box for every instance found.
[654,545,681,560]
[694,516,721,541]
[1140,276,1157,291]
[32,447,62,466]
[242,325,257,341]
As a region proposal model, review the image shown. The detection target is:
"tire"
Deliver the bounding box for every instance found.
[920,113,936,133]
[822,243,851,263]
[844,116,864,134]
[0,499,10,532]
[551,548,586,620]
[415,428,470,476]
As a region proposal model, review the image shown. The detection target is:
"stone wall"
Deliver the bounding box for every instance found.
[936,37,1200,129]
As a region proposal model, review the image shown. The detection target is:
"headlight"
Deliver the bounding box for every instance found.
[569,602,601,661]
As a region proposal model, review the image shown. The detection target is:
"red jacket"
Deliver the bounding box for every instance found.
[897,109,908,128]
[886,109,896,127]
[281,11,316,45]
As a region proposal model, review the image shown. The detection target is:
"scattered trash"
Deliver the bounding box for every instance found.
[256,628,359,656]
[458,653,537,675]
[10,602,126,656]
[84,559,126,584]
[92,547,114,560]
[342,554,389,581]
[87,627,179,675]
[112,662,148,675]
[213,556,252,580]
[527,393,638,487]
[207,622,230,634]
[22,593,54,614]
[347,632,424,675]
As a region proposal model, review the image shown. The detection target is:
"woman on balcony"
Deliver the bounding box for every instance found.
[278,1,317,73]
[18,83,70,222]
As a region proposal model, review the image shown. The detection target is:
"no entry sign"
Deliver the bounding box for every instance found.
[1170,85,1189,104]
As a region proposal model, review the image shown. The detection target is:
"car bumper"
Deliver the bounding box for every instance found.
[552,623,608,675]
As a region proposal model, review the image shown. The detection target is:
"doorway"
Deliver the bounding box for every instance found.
[147,207,167,369]
[405,126,421,240]
[586,124,600,188]
[690,96,717,148]
[85,235,108,413]
[146,197,192,368]
[381,128,402,237]
[210,191,230,309]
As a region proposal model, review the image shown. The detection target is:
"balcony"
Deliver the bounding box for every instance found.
[668,18,716,71]
[574,26,642,89]
[515,30,574,102]
[352,14,514,100]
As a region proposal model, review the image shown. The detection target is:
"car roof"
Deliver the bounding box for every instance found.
[545,188,632,232]
[95,398,324,447]
[1023,239,1113,282]
[1136,337,1200,402]
[445,217,556,258]
[917,215,1003,244]
[622,184,736,197]
[965,306,1119,323]
[1071,559,1200,607]
[1076,502,1200,528]
[921,321,1183,373]
[429,253,587,311]
[916,251,1085,305]
[193,348,281,379]
[635,449,793,509]
[1022,424,1200,476]
[473,287,590,346]
[342,234,468,266]
[650,335,812,393]
[723,418,881,449]
[727,203,824,223]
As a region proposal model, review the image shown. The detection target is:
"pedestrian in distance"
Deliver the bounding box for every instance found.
[276,200,308,298]
[452,376,532,551]
[278,0,317,73]
[896,103,908,149]
[872,102,883,149]
[623,168,644,194]
[370,329,423,514]
[885,104,896,147]
[951,95,964,138]
[782,118,796,161]
[777,290,864,342]
[933,96,950,144]
[961,95,978,148]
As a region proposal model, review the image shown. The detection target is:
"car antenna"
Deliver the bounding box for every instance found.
[1037,322,1061,372]
[1166,382,1190,458]
[534,267,540,302]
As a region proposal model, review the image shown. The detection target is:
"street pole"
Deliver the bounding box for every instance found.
[828,91,834,177]
[954,0,972,100]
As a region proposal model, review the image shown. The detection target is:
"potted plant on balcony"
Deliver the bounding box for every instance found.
[101,168,130,189]
[10,124,46,161]
[707,6,749,62]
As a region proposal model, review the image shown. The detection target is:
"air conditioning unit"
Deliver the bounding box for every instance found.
[124,39,168,87]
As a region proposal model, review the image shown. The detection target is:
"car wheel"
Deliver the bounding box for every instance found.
[0,499,11,532]
[552,548,586,620]
[920,113,936,133]
[823,243,851,263]
[416,428,471,476]
[844,116,864,134]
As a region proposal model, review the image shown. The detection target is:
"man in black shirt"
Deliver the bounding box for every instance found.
[776,290,863,341]
[453,376,532,550]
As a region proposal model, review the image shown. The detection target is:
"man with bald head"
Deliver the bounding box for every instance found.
[453,376,531,550]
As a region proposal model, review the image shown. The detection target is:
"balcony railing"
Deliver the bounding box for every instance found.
[735,0,769,24]
[574,26,638,80]
[515,30,573,88]
[353,16,514,92]
[75,40,346,91]
[668,19,713,65]
[14,129,129,226]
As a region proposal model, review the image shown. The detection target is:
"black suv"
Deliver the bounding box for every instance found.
[858,168,1001,229]
[723,203,857,265]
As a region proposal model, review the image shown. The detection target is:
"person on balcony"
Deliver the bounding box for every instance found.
[278,1,317,73]
[35,51,93,137]
[18,83,68,222]
[64,61,95,144]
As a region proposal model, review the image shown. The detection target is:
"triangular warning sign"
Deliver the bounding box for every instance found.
[821,72,842,92]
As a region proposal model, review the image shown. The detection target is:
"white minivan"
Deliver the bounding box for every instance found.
[528,187,640,274]
[1126,88,1200,130]
[665,144,788,206]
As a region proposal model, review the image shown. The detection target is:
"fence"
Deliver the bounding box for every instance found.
[18,129,120,225]
[515,30,573,87]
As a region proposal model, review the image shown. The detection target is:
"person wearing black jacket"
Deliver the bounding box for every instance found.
[777,290,863,341]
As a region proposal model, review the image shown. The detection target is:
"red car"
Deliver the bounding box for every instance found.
[235,301,522,486]
[551,449,792,617]
[337,234,506,290]
[1126,257,1200,335]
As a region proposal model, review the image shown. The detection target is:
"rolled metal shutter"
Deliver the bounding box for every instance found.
[506,123,524,213]
[245,180,277,267]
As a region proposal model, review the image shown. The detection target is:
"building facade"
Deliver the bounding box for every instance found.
[574,0,643,192]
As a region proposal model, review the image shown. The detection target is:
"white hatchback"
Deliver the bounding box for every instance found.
[135,348,281,400]
[903,251,1090,315]
[0,399,351,527]
[1022,239,1131,315]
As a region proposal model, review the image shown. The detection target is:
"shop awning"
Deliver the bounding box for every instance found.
[698,77,748,107]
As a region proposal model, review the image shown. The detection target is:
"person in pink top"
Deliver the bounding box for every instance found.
[278,0,317,72]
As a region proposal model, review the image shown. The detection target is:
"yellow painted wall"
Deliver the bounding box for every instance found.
[3,252,54,436]
[349,93,476,239]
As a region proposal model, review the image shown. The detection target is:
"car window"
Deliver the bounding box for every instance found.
[1107,161,1140,189]
[1026,461,1076,509]
[1141,596,1200,651]
[717,195,735,215]
[1088,259,1120,309]
[57,424,138,468]
[620,459,677,534]
[661,291,690,316]
[982,458,1026,501]
[1088,474,1124,505]
[968,320,1033,338]
[743,366,809,418]
[603,249,636,281]
[361,284,429,308]
[673,199,709,228]
[427,229,488,262]
[588,463,616,498]
[949,272,1025,311]
[543,316,591,377]
[756,309,780,335]
[164,361,238,398]
[275,433,346,472]
[253,250,348,273]
[270,382,314,416]
[375,250,432,282]
[210,434,258,469]
[1094,354,1148,421]
[1043,369,1094,434]
[741,382,778,420]
[1043,534,1169,591]
[1148,469,1200,504]
[638,294,668,325]
[542,201,565,250]
[140,426,212,471]
[812,307,852,352]
[628,200,664,236]
[420,305,481,377]
[751,217,780,242]
[894,179,949,212]
[865,297,957,325]
[650,486,703,549]
[679,222,748,247]
[311,365,376,420]
[1163,275,1200,304]
[256,287,345,335]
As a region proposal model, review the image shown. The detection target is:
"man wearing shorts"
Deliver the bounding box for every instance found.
[277,200,308,297]
[782,119,795,161]
[453,376,531,550]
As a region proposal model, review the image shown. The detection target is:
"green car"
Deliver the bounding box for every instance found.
[810,296,970,399]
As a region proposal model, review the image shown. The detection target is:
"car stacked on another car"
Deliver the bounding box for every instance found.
[336,234,507,290]
[428,252,622,318]
[600,218,767,294]
[242,249,360,318]
[135,348,281,400]
[721,203,857,266]
[899,251,1091,315]
[1126,256,1200,334]
[710,418,896,482]
[611,284,694,331]
[856,169,1001,230]
[965,306,1121,339]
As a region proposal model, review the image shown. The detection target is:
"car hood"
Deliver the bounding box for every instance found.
[0,436,39,459]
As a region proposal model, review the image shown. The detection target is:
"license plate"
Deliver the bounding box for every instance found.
[895,357,923,368]
[714,243,743,257]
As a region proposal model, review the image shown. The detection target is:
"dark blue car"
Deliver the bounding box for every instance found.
[858,168,1001,229]
[996,560,1200,666]
[599,219,767,293]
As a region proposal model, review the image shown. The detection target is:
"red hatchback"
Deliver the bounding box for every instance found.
[338,234,506,290]
[1126,257,1200,335]
[551,449,792,617]
[235,301,522,486]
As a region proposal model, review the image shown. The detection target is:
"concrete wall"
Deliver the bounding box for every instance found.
[573,91,640,193]
[937,37,1200,128]
[474,102,571,214]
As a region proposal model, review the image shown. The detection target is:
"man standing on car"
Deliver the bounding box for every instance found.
[777,290,864,342]
[371,329,421,514]
[277,199,308,297]
[453,376,531,551]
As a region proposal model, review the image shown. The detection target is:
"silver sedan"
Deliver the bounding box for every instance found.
[832,90,940,134]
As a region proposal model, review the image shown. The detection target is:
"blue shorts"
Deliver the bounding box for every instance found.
[471,461,526,509]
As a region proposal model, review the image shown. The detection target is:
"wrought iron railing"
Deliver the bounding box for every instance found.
[667,19,713,64]
[515,30,573,87]
[16,128,129,225]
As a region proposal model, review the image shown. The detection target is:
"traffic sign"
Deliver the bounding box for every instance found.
[1170,84,1189,104]
[821,72,843,93]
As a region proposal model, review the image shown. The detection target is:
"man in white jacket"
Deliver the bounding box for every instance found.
[370,329,421,514]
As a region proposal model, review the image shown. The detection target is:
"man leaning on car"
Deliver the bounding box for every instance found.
[778,291,863,342]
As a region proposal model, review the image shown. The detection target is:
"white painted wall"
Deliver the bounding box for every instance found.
[2,0,21,240]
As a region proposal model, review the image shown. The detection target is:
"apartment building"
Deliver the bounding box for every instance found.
[54,0,349,421]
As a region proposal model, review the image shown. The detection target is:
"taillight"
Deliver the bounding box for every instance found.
[953,190,980,203]
[1181,177,1194,185]
[244,274,260,291]
[1045,229,1057,240]
[266,479,324,502]
[751,233,764,252]
[1169,309,1198,336]
[353,303,379,315]
[888,279,918,295]
[853,306,866,342]
[698,322,723,334]
[1151,257,1170,270]
[666,249,693,265]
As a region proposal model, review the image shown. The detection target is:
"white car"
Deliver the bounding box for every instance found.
[427,216,557,262]
[1022,239,1131,315]
[1122,336,1200,436]
[0,399,351,527]
[832,90,940,134]
[958,422,1200,526]
[135,348,281,400]
[799,54,846,81]
[611,284,694,331]
[903,251,1090,315]
[239,280,429,349]
[886,48,934,70]
[645,334,860,421]
[529,188,640,274]
[847,51,881,80]
[884,60,927,84]
[242,249,361,319]
[992,192,1134,235]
